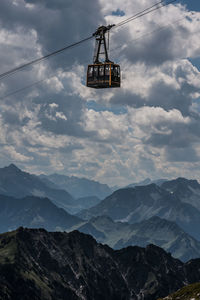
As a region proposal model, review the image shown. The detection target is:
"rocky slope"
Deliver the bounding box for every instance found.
[1,228,200,300]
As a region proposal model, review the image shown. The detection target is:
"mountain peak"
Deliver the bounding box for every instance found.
[6,164,21,171]
[3,164,22,173]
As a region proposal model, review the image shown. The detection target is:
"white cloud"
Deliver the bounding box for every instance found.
[4,145,33,162]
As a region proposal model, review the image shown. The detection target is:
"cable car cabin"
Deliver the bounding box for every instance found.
[87,63,120,89]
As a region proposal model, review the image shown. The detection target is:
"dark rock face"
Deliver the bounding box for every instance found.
[114,245,186,300]
[1,228,200,300]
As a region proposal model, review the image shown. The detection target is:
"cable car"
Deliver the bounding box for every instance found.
[87,25,121,89]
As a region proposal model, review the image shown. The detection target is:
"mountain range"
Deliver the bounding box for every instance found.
[39,173,112,199]
[70,215,200,262]
[0,164,104,213]
[1,164,200,298]
[78,181,200,240]
[1,164,200,261]
[0,194,81,233]
[0,190,199,261]
[0,164,75,212]
[1,227,200,300]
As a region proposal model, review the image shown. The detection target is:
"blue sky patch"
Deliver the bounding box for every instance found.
[178,0,200,12]
[189,57,200,71]
[112,9,125,16]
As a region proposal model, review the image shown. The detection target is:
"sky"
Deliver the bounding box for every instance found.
[0,0,200,186]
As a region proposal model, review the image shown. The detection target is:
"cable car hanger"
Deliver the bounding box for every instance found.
[93,24,115,64]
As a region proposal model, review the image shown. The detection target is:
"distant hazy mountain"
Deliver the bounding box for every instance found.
[40,173,112,199]
[1,227,200,300]
[125,178,166,188]
[0,164,83,213]
[161,177,200,212]
[75,195,101,209]
[71,215,200,262]
[78,183,200,240]
[0,194,82,233]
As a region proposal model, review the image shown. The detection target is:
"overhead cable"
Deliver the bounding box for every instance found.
[0,36,93,81]
[0,0,177,82]
[114,0,177,29]
[0,14,190,101]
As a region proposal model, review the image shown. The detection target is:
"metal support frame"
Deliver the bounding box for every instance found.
[93,25,115,64]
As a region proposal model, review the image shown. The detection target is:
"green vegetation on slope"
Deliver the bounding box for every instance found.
[158,282,200,300]
[0,231,18,264]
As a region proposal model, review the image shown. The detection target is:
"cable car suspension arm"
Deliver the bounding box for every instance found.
[93,25,115,64]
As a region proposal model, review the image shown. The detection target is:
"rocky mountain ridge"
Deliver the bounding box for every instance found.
[1,228,200,300]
